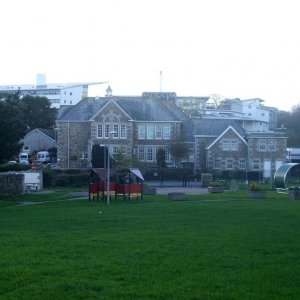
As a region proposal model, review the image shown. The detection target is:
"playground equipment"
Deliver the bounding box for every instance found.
[274,163,300,194]
[89,168,144,201]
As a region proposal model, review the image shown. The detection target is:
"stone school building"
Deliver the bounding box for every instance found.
[56,92,287,179]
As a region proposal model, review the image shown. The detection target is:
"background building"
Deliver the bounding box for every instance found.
[0,74,107,109]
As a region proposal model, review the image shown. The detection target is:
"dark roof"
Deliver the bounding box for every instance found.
[36,128,55,140]
[57,96,191,123]
[193,119,246,137]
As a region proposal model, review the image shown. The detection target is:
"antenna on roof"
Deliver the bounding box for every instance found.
[160,71,162,92]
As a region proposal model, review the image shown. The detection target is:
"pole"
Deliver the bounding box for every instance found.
[107,142,110,205]
[107,131,117,205]
[67,121,70,170]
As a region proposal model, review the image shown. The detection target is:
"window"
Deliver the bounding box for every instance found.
[147,125,155,139]
[120,125,126,138]
[226,159,234,169]
[214,159,221,169]
[164,147,170,162]
[70,92,72,96]
[104,124,110,138]
[239,159,246,169]
[146,147,153,161]
[97,124,103,138]
[113,124,119,138]
[155,125,162,139]
[80,153,88,159]
[138,125,146,139]
[138,147,145,161]
[259,143,266,151]
[268,142,275,151]
[252,159,260,170]
[222,140,238,151]
[163,124,171,139]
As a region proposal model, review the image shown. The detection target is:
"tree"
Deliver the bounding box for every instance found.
[156,147,166,186]
[113,149,131,170]
[0,93,27,162]
[279,106,300,147]
[170,140,189,167]
[156,147,166,169]
[22,95,57,131]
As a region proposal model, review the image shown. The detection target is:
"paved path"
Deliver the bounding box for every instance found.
[154,186,208,195]
[147,180,208,195]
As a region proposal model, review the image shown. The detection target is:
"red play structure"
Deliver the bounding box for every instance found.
[88,168,144,201]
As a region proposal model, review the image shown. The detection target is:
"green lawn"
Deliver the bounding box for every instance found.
[1,191,300,299]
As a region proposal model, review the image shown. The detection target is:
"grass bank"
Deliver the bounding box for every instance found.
[1,191,300,299]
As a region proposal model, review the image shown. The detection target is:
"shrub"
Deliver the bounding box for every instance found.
[208,181,223,187]
[248,181,263,191]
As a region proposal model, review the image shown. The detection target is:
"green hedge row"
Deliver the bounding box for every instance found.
[0,164,31,172]
[43,169,90,187]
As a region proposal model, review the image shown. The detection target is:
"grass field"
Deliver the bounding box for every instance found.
[1,190,300,299]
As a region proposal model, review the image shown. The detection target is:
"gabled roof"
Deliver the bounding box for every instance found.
[206,126,248,150]
[25,128,55,140]
[90,99,133,121]
[57,96,190,123]
[193,119,245,137]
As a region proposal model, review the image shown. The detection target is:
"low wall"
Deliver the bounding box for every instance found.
[0,173,25,197]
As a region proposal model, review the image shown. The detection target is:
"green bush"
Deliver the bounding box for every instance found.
[248,181,263,191]
[43,169,89,187]
[0,164,31,172]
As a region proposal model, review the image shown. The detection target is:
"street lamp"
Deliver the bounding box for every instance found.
[107,131,117,205]
[269,141,275,190]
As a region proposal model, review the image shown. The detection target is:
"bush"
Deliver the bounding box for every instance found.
[248,181,263,191]
[0,164,31,172]
[43,169,89,187]
[208,181,223,187]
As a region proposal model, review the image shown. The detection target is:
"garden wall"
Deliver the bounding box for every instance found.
[0,173,24,197]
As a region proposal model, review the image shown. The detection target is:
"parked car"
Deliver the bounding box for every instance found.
[19,152,30,164]
[37,151,50,164]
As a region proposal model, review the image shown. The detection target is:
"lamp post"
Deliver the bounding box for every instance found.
[269,141,275,190]
[107,131,117,205]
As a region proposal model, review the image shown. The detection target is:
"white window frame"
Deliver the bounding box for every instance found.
[146,147,153,161]
[113,124,119,138]
[252,159,260,170]
[104,124,110,138]
[222,139,238,151]
[163,124,171,139]
[138,125,146,139]
[147,125,155,140]
[138,146,145,161]
[239,159,246,169]
[97,124,103,138]
[214,159,221,169]
[120,125,126,138]
[155,125,162,139]
[226,159,234,169]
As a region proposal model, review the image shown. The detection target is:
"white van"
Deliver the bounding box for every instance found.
[37,151,50,163]
[19,152,30,164]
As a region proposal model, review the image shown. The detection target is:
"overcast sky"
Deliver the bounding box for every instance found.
[1,0,300,111]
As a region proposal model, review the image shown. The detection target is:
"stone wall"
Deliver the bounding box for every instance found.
[0,173,24,197]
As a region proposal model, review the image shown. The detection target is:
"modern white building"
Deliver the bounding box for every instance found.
[0,74,107,109]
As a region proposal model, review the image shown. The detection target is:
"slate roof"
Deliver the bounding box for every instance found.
[58,96,190,123]
[193,118,246,137]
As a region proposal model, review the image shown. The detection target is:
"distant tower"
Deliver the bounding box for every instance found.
[105,85,112,97]
[36,73,46,88]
